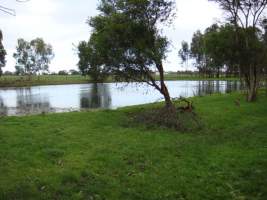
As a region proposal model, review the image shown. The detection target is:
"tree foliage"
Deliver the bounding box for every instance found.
[13,38,54,75]
[190,30,206,73]
[209,0,267,101]
[188,22,267,81]
[178,41,190,67]
[77,39,109,82]
[209,0,267,28]
[86,0,176,107]
[0,30,6,76]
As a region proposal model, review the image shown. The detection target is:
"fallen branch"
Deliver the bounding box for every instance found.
[176,97,194,112]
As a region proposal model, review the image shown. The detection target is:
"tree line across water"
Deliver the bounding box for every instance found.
[1,0,267,104]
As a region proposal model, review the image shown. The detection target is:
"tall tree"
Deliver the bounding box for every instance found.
[77,39,109,82]
[30,38,54,74]
[77,41,89,76]
[209,0,267,101]
[190,30,208,75]
[87,0,176,108]
[189,24,243,78]
[178,41,190,68]
[13,38,54,75]
[0,30,6,76]
[204,23,237,78]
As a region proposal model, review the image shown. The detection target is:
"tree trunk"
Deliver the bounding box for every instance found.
[161,82,173,108]
[247,85,257,102]
[216,67,220,78]
[157,62,173,108]
[245,66,259,102]
[27,74,32,81]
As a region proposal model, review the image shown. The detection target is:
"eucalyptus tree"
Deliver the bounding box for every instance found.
[87,0,176,108]
[30,38,54,74]
[178,41,190,68]
[0,30,6,76]
[13,39,31,75]
[209,0,267,101]
[13,38,54,76]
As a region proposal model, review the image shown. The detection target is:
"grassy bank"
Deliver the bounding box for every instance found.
[0,92,267,199]
[158,73,239,81]
[0,75,89,87]
[0,75,239,88]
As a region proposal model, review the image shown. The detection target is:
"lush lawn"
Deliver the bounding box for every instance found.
[0,74,239,87]
[0,92,267,199]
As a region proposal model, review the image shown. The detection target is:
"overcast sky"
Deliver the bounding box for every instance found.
[0,0,222,72]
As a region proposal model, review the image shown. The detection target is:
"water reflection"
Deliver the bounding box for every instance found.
[0,80,242,116]
[15,88,53,115]
[80,83,111,109]
[195,80,241,96]
[0,96,7,116]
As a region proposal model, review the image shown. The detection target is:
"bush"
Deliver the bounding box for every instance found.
[58,70,68,75]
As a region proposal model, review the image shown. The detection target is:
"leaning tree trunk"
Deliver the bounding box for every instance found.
[161,82,173,108]
[157,62,173,108]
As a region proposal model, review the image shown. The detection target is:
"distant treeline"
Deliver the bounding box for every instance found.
[1,69,81,76]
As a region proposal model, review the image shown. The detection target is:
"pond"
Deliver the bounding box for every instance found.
[0,80,242,116]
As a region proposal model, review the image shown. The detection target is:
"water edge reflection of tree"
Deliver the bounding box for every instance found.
[196,80,241,96]
[80,83,111,109]
[196,81,215,96]
[16,88,52,115]
[0,96,7,116]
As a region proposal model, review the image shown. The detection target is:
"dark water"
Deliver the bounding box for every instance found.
[0,80,242,116]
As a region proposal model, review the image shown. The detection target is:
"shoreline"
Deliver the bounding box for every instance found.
[0,75,240,88]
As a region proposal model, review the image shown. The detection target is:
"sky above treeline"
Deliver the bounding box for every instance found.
[0,0,222,72]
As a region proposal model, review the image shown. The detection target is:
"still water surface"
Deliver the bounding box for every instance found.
[0,81,241,116]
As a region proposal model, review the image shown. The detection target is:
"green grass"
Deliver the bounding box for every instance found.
[0,75,90,87]
[0,74,239,87]
[0,92,267,199]
[157,73,239,81]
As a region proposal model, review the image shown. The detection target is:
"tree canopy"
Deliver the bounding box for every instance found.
[0,30,6,76]
[77,39,109,82]
[86,0,176,107]
[209,0,267,101]
[178,41,190,68]
[13,38,54,75]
